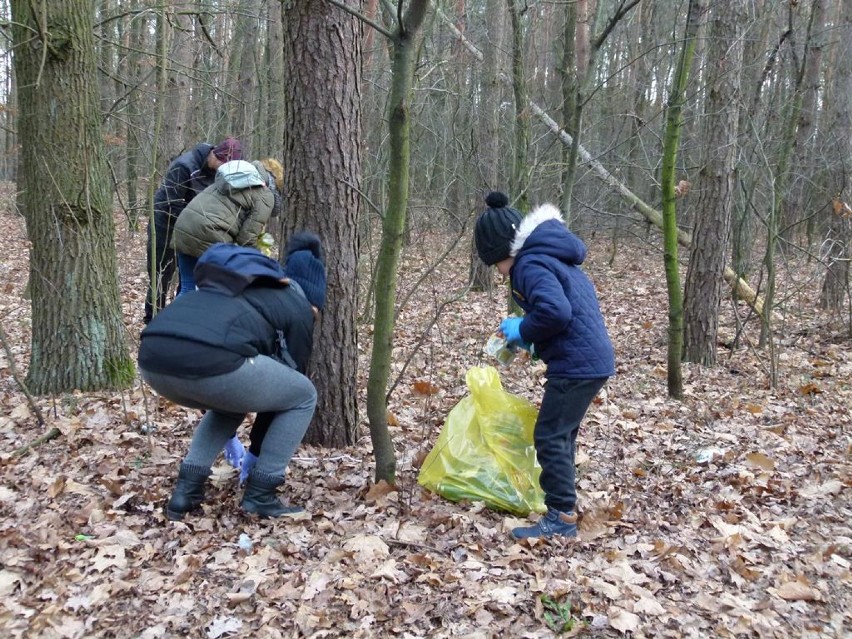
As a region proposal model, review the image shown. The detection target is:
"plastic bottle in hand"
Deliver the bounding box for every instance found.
[485,334,517,366]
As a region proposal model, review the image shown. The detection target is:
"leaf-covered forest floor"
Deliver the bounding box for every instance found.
[0,195,850,639]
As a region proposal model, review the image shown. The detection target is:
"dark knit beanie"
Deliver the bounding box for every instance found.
[213,137,242,162]
[284,232,327,310]
[474,191,522,265]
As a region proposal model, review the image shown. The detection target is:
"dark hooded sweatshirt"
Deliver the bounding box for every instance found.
[138,243,314,379]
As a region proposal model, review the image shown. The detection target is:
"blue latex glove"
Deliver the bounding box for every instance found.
[239,452,258,484]
[223,436,245,469]
[500,317,524,347]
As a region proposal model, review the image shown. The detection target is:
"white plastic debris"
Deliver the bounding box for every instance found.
[694,447,725,464]
[237,533,253,552]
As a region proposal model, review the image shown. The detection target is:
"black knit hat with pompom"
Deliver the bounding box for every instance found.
[284,231,327,310]
[474,191,522,265]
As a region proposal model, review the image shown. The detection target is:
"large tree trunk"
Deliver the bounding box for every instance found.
[683,0,745,367]
[280,0,362,448]
[11,0,132,394]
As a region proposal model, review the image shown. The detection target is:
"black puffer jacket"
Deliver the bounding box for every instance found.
[153,143,216,219]
[138,246,314,379]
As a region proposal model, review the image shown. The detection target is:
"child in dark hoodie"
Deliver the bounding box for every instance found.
[474,192,615,540]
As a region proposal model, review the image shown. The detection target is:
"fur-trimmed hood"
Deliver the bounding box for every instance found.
[509,203,586,265]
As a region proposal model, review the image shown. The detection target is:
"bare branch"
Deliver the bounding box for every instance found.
[593,0,640,51]
[325,0,397,40]
[432,3,483,61]
[12,428,61,458]
[0,320,46,428]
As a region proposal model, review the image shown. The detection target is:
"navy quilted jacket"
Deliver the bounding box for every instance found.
[510,204,615,379]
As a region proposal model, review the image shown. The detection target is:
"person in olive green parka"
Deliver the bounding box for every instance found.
[173,158,283,293]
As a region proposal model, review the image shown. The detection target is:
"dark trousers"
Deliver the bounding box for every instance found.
[144,211,179,323]
[176,252,199,296]
[535,377,607,514]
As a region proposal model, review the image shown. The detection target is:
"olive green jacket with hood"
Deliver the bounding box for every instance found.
[173,160,275,258]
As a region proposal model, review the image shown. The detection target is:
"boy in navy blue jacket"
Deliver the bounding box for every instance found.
[475,192,615,540]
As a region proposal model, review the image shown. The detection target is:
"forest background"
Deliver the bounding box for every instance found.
[0,0,849,637]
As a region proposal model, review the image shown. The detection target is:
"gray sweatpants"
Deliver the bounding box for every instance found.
[141,356,316,478]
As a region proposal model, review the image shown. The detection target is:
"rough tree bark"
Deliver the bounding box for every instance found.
[11,0,132,394]
[280,0,362,447]
[683,0,745,367]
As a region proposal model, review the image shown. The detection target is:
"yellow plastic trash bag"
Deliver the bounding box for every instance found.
[417,366,546,516]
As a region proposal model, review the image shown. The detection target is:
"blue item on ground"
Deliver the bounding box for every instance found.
[223,435,245,469]
[240,451,258,484]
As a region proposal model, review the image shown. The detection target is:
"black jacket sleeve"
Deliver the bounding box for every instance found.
[243,286,315,373]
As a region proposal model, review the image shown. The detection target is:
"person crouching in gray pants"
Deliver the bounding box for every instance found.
[138,233,327,520]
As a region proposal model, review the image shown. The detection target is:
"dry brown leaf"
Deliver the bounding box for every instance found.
[47,476,67,498]
[343,534,390,562]
[745,452,775,471]
[799,382,822,395]
[300,571,332,601]
[0,570,22,597]
[608,606,641,633]
[633,595,666,615]
[370,559,406,583]
[412,380,440,396]
[799,479,843,498]
[775,580,821,601]
[9,403,30,422]
[365,480,397,504]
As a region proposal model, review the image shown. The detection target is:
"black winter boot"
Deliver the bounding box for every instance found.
[164,463,211,521]
[241,470,303,518]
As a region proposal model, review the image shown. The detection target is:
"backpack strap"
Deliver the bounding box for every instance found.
[234,294,297,369]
